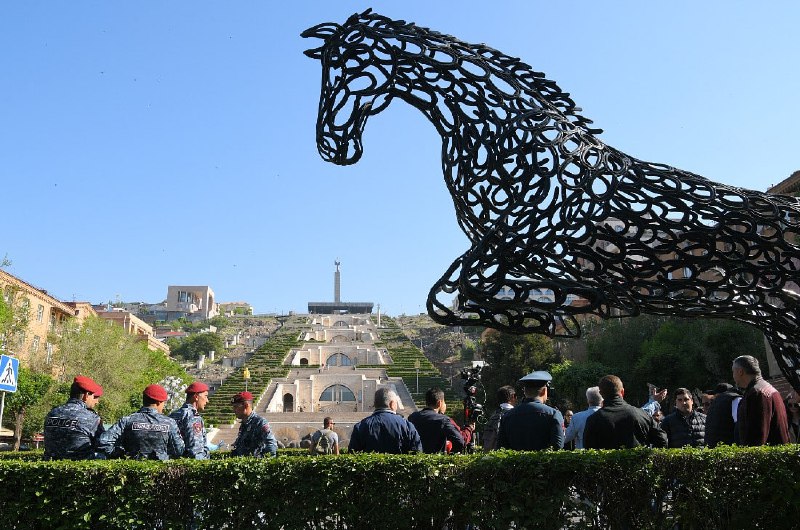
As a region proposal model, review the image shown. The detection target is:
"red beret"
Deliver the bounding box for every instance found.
[185,381,209,394]
[143,384,168,402]
[231,391,254,403]
[73,375,103,397]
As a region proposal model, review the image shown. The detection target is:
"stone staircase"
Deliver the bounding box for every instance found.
[209,410,374,448]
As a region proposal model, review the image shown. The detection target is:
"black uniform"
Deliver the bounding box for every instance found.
[498,398,564,450]
[43,398,105,460]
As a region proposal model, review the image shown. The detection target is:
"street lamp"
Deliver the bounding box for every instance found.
[414,359,420,394]
[243,366,251,392]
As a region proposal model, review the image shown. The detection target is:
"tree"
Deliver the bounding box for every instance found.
[584,315,768,406]
[170,332,224,361]
[48,316,189,421]
[479,328,559,409]
[586,315,665,380]
[635,318,767,397]
[50,316,150,420]
[550,359,610,411]
[0,285,31,358]
[5,366,53,450]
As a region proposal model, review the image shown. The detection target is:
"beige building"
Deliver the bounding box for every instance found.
[260,313,414,414]
[166,285,218,321]
[95,309,170,354]
[0,269,75,367]
[288,344,390,366]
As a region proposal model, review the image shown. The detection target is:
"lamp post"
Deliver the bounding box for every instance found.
[414,359,420,394]
[243,367,251,392]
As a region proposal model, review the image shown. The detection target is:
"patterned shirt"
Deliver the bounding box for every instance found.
[97,407,185,460]
[43,398,105,460]
[232,412,277,457]
[169,403,209,459]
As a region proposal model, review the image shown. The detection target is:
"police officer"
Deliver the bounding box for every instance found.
[97,384,185,460]
[230,391,277,457]
[169,381,210,459]
[498,371,564,450]
[43,375,105,460]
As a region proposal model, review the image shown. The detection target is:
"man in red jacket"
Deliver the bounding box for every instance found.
[732,355,789,446]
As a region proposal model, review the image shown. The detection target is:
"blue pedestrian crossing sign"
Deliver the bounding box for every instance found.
[0,355,19,392]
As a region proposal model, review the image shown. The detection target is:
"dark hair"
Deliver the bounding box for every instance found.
[143,395,160,407]
[425,387,445,407]
[496,385,516,404]
[733,355,761,377]
[675,387,692,399]
[598,375,623,399]
[70,382,89,399]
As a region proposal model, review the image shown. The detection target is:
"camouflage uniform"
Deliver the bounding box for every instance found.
[232,412,277,457]
[43,398,105,460]
[97,406,185,460]
[169,403,209,459]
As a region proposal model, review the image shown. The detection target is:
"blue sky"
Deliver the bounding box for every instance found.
[1,2,799,315]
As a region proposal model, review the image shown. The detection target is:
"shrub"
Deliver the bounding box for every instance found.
[0,446,798,529]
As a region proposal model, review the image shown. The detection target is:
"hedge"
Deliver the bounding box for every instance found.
[1,446,798,529]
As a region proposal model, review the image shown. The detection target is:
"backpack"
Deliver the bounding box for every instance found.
[482,408,508,452]
[314,429,335,455]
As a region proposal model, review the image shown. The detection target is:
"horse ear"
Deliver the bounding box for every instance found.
[301,23,341,41]
[303,47,324,60]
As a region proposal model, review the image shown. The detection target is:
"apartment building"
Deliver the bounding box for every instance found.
[95,309,171,355]
[0,269,75,366]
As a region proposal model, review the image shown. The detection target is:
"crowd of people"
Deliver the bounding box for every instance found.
[40,354,798,461]
[342,354,796,454]
[488,354,795,452]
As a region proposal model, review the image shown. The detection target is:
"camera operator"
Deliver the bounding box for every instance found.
[409,387,473,453]
[498,371,564,451]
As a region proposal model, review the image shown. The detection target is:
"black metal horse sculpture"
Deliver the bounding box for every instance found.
[303,10,800,392]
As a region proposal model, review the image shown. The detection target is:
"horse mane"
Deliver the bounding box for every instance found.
[345,10,602,135]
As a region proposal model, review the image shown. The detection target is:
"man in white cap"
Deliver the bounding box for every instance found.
[498,370,564,450]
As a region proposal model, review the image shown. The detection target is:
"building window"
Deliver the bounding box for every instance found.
[45,342,53,364]
[319,384,356,402]
[31,335,40,353]
[326,353,352,366]
[37,304,44,323]
[49,313,56,332]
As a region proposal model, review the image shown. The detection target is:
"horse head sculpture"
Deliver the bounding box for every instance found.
[304,10,800,392]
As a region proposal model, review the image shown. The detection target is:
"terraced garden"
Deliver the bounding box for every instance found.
[370,316,463,413]
[203,315,306,426]
[203,314,465,426]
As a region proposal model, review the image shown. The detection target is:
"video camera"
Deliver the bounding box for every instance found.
[460,365,485,431]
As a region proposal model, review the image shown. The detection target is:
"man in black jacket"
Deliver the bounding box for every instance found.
[660,388,706,447]
[704,383,741,447]
[584,375,667,449]
[408,387,470,453]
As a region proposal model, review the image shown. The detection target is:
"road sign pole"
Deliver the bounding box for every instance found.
[0,391,5,433]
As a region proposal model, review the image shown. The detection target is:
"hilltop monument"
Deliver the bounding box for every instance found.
[308,261,373,314]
